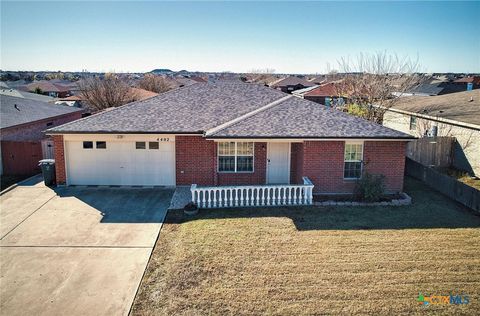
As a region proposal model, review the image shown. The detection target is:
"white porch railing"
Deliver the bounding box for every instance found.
[190,177,314,209]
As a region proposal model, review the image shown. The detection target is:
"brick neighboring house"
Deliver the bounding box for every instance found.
[20,81,72,98]
[47,82,413,195]
[295,82,349,106]
[1,95,83,175]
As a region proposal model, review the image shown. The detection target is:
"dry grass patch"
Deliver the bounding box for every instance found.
[132,178,480,315]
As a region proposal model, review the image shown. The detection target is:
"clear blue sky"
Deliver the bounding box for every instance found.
[1,1,479,73]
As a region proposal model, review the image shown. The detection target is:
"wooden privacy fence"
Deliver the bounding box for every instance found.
[1,141,43,175]
[41,139,55,159]
[406,158,480,212]
[406,136,455,168]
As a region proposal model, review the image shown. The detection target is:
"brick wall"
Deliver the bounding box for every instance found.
[303,141,355,193]
[363,141,406,192]
[290,142,304,184]
[302,141,407,194]
[175,136,268,186]
[53,135,66,185]
[217,142,267,185]
[54,134,406,192]
[176,136,216,186]
[0,112,83,142]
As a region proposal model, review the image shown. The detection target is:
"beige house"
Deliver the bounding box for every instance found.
[383,90,480,176]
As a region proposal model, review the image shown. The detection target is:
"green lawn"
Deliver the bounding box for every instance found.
[132,177,480,315]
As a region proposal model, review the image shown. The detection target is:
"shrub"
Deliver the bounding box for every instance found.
[346,103,369,119]
[355,173,386,202]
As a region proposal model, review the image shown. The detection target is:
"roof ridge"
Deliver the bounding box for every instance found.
[46,83,199,133]
[205,95,292,136]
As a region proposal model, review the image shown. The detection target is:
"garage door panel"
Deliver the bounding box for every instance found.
[66,140,175,186]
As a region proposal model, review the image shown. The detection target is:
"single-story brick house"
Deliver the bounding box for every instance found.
[1,95,83,175]
[47,82,413,195]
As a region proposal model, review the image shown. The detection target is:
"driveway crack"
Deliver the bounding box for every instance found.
[0,194,56,240]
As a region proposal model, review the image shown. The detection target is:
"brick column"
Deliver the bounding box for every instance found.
[53,135,66,185]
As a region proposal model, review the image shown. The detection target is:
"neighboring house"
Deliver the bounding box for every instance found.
[292,85,319,98]
[245,74,282,86]
[307,76,327,85]
[453,76,480,86]
[394,77,448,97]
[19,80,71,98]
[129,87,159,101]
[55,95,84,107]
[399,83,445,96]
[173,77,198,87]
[438,76,480,95]
[0,87,57,102]
[3,80,28,89]
[0,95,83,175]
[47,82,412,196]
[55,88,158,109]
[297,82,348,106]
[383,90,480,175]
[393,76,480,97]
[269,76,316,93]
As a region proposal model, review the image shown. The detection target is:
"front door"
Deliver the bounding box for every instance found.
[267,143,290,184]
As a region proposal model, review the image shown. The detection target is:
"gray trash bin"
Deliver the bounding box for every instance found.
[38,159,56,186]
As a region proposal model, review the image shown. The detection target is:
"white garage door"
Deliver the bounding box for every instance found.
[65,140,175,186]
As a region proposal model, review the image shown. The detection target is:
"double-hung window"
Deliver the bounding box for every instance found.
[218,142,254,172]
[344,142,363,179]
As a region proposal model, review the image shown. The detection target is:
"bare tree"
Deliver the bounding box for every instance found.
[138,74,173,94]
[246,68,277,85]
[78,73,132,111]
[415,118,474,151]
[334,51,424,123]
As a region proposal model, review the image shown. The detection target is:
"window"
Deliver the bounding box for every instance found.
[409,116,417,130]
[96,141,106,149]
[344,143,363,179]
[149,142,159,149]
[83,141,93,149]
[218,142,254,172]
[136,142,146,149]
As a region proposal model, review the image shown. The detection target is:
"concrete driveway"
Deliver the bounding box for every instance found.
[0,176,174,316]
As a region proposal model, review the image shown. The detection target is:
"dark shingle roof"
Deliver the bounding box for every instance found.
[1,95,82,129]
[208,96,412,139]
[389,90,480,126]
[22,81,70,93]
[48,83,286,134]
[407,83,444,96]
[270,76,316,88]
[47,82,412,139]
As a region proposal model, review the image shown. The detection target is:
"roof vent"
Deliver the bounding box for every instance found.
[14,104,20,111]
[470,96,474,102]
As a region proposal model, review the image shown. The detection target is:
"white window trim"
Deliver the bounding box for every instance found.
[217,142,255,173]
[343,141,364,180]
